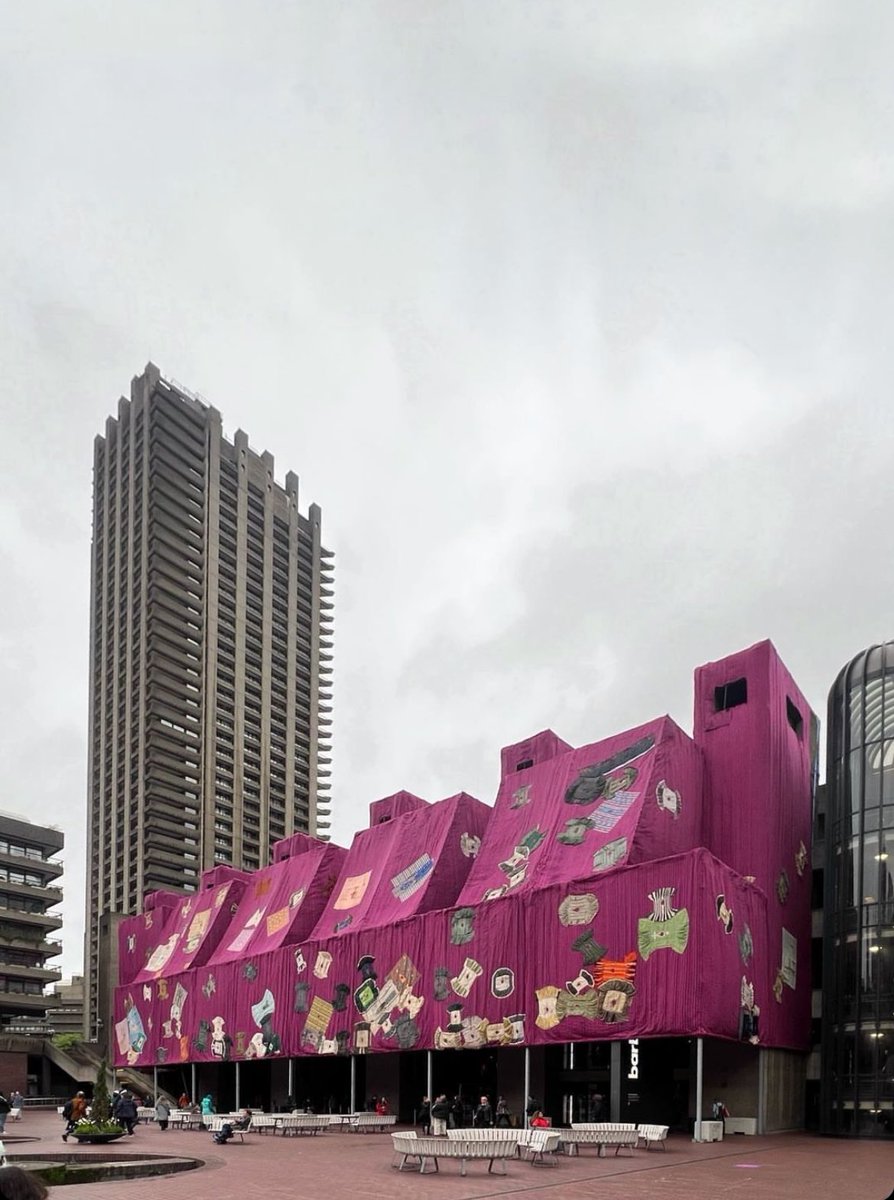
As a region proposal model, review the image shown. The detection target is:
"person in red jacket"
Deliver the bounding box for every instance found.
[375,1096,389,1116]
[530,1110,550,1128]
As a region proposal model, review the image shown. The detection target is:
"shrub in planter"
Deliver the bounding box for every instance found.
[70,1118,126,1143]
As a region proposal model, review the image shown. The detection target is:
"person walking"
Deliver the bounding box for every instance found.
[200,1094,214,1128]
[495,1096,511,1128]
[9,1092,23,1122]
[62,1091,88,1141]
[113,1089,138,1136]
[430,1094,450,1136]
[155,1095,171,1131]
[473,1095,493,1128]
[418,1096,431,1136]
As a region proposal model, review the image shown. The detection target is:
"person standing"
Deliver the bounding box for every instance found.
[418,1096,431,1136]
[155,1096,171,1131]
[62,1091,88,1141]
[9,1092,23,1122]
[473,1095,493,1128]
[177,1093,191,1110]
[430,1094,450,1136]
[495,1096,511,1128]
[113,1089,138,1136]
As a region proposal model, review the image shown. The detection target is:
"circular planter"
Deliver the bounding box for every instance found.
[71,1131,127,1145]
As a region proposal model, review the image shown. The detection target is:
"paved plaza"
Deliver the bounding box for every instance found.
[4,1111,893,1198]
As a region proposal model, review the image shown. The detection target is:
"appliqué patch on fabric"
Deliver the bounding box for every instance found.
[655,780,682,817]
[391,853,435,901]
[558,893,599,925]
[334,871,372,910]
[593,837,628,872]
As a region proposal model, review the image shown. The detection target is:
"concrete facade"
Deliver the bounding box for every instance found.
[85,363,333,1039]
[0,813,63,1028]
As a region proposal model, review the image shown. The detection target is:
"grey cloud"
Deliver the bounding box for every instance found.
[0,1,891,974]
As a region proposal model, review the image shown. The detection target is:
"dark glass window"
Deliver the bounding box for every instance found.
[714,678,747,711]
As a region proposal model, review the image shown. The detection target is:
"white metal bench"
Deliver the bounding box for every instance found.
[564,1124,639,1156]
[446,1128,520,1144]
[347,1112,397,1132]
[278,1114,330,1136]
[518,1129,561,1164]
[392,1132,517,1176]
[637,1123,669,1150]
[207,1115,253,1142]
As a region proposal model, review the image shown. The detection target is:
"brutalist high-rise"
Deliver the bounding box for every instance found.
[85,363,333,1038]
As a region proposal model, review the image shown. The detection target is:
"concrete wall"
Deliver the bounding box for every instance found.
[701,1039,760,1123]
[760,1047,806,1132]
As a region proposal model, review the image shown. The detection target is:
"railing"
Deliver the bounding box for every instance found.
[23,1096,69,1109]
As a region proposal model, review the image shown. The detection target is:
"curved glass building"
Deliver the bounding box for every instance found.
[823,643,894,1136]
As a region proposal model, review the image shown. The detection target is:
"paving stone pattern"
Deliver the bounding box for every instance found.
[9,1111,894,1199]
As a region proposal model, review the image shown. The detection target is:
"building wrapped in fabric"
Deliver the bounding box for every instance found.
[112,640,816,1130]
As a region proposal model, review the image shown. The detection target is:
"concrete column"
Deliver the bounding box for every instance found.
[694,1036,704,1141]
[235,1061,241,1109]
[288,1058,294,1104]
[350,1056,357,1114]
[610,1042,622,1121]
[523,1047,530,1128]
[191,1063,196,1104]
[153,1066,158,1099]
[426,1051,433,1109]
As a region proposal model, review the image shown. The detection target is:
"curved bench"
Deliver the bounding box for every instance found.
[391,1132,517,1176]
[348,1113,397,1133]
[563,1126,639,1157]
[446,1128,520,1143]
[637,1123,669,1150]
[278,1114,330,1136]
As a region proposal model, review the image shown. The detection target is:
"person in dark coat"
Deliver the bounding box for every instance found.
[418,1097,431,1136]
[473,1096,493,1128]
[113,1089,138,1136]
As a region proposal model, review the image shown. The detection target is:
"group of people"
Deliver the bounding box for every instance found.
[420,1093,552,1134]
[420,1094,544,1135]
[0,1092,24,1134]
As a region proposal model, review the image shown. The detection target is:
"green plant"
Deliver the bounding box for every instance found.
[52,1032,84,1049]
[73,1119,125,1136]
[91,1057,114,1124]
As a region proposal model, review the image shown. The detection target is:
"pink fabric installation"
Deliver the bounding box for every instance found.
[310,791,491,940]
[117,891,182,987]
[111,640,814,1071]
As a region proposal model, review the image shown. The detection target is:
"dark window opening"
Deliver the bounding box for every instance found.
[377,814,391,824]
[714,678,747,712]
[787,697,804,738]
[515,758,534,772]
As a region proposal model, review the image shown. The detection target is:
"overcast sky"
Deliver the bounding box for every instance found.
[1,2,892,980]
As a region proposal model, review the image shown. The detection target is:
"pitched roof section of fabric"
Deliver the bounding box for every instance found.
[134,879,247,981]
[310,791,491,939]
[209,841,346,965]
[457,717,705,905]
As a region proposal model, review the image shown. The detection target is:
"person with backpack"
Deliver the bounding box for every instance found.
[61,1091,87,1141]
[112,1089,138,1136]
